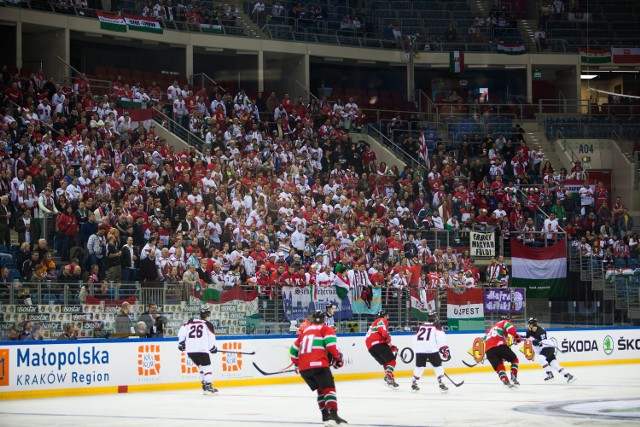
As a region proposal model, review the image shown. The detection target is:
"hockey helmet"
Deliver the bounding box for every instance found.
[200,306,212,318]
[500,314,511,321]
[527,317,538,326]
[427,311,439,324]
[326,303,337,311]
[311,310,325,324]
[377,310,388,318]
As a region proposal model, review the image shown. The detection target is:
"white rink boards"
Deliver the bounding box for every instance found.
[0,364,638,427]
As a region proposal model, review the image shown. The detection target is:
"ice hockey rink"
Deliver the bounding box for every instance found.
[1,364,638,427]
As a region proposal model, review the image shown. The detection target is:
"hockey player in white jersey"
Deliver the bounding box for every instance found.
[524,317,575,383]
[178,306,219,395]
[411,313,450,393]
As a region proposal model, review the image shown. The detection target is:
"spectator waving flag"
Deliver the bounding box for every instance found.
[419,131,430,169]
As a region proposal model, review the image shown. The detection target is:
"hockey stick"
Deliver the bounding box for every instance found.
[219,350,256,355]
[444,373,464,387]
[252,362,296,376]
[523,338,567,354]
[462,359,482,368]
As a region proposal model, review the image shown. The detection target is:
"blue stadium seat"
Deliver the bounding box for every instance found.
[8,268,21,280]
[614,258,628,269]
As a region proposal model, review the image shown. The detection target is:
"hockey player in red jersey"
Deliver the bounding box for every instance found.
[365,310,399,388]
[290,310,347,426]
[177,306,219,395]
[484,315,522,388]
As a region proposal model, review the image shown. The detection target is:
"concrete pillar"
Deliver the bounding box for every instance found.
[185,44,193,78]
[526,63,533,104]
[16,21,22,69]
[258,49,264,92]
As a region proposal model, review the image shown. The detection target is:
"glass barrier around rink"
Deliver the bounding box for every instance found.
[0,279,537,340]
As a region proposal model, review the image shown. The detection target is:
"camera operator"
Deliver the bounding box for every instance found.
[139,302,166,338]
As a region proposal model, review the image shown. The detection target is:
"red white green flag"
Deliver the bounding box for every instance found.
[124,14,163,34]
[497,42,526,55]
[446,288,484,331]
[410,289,436,321]
[511,239,567,298]
[96,11,127,32]
[579,47,612,63]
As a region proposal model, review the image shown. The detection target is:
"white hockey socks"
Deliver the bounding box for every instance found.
[202,364,213,384]
[413,367,425,380]
[550,360,566,374]
[434,365,445,380]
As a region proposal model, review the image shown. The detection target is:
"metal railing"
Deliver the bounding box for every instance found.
[189,73,227,93]
[538,98,589,115]
[151,107,206,153]
[555,127,580,167]
[367,123,421,169]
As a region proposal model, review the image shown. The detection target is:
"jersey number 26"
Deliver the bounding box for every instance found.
[188,324,204,338]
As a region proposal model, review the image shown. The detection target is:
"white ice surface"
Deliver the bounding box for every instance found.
[1,364,639,427]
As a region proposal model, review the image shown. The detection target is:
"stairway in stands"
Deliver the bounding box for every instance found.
[524,119,565,173]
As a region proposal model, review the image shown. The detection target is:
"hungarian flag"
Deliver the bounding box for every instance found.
[206,286,259,316]
[124,14,163,34]
[418,131,430,169]
[410,289,436,321]
[497,42,526,55]
[611,47,640,64]
[449,51,464,73]
[333,272,350,300]
[120,107,153,128]
[579,47,611,63]
[511,239,567,298]
[201,24,224,34]
[96,11,127,32]
[446,288,484,331]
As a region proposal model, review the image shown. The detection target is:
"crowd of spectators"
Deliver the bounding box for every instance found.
[1,59,637,341]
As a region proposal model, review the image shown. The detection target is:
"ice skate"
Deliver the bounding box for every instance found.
[544,372,554,381]
[322,408,329,422]
[501,378,515,389]
[384,374,399,389]
[510,374,520,386]
[411,380,420,391]
[324,409,348,426]
[438,381,448,393]
[565,374,576,383]
[203,383,218,395]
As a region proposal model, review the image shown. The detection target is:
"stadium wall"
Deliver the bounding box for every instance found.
[2,8,580,102]
[0,327,638,400]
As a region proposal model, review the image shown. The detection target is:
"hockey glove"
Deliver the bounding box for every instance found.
[331,352,344,369]
[210,346,218,354]
[294,364,300,375]
[390,345,398,353]
[439,346,451,362]
[513,336,523,345]
[178,342,185,352]
[532,339,541,346]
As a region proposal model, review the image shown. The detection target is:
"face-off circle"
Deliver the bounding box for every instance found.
[516,398,640,421]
